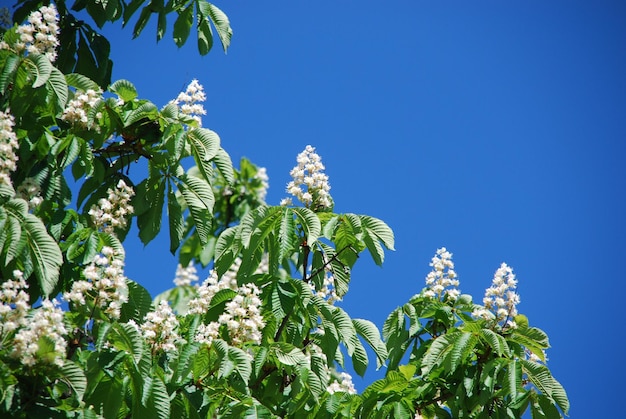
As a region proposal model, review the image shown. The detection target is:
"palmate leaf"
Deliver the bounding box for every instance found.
[105,322,145,364]
[119,280,153,324]
[167,188,185,254]
[66,73,101,91]
[136,176,165,245]
[360,215,395,265]
[47,66,69,110]
[480,328,510,357]
[520,359,569,415]
[214,147,235,184]
[26,53,52,88]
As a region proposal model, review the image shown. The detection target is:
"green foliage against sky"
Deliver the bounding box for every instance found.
[0,2,568,417]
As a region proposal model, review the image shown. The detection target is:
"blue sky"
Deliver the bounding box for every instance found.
[92,1,625,416]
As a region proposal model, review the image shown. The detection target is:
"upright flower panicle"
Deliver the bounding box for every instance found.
[173,263,200,287]
[0,109,18,186]
[88,180,135,235]
[171,79,207,126]
[12,299,67,367]
[423,247,460,301]
[61,88,103,131]
[218,283,265,346]
[472,262,520,328]
[63,247,129,319]
[284,145,332,210]
[188,270,237,315]
[0,270,30,335]
[1,4,60,62]
[141,300,180,353]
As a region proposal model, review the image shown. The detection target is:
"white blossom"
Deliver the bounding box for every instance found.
[88,179,135,235]
[254,167,269,201]
[170,79,206,126]
[188,270,236,315]
[472,263,520,328]
[7,4,60,61]
[141,300,180,353]
[61,88,103,130]
[423,247,460,301]
[16,177,43,209]
[326,371,357,395]
[173,263,199,287]
[284,145,332,210]
[12,299,67,367]
[0,109,18,185]
[63,247,129,319]
[0,270,30,335]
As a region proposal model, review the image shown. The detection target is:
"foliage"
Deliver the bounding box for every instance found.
[0,2,568,418]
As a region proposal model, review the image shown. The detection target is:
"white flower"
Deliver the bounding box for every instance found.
[472,263,520,327]
[173,263,199,287]
[12,299,67,367]
[170,79,206,126]
[422,247,461,301]
[89,180,135,235]
[284,145,332,210]
[141,300,180,353]
[16,177,43,210]
[0,270,30,334]
[63,247,129,319]
[12,4,59,61]
[327,371,356,395]
[61,88,103,130]
[0,109,18,185]
[254,167,269,201]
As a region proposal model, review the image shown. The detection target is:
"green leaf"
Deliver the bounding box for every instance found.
[0,53,20,94]
[27,54,52,88]
[167,188,185,254]
[47,66,69,110]
[480,328,510,357]
[120,280,153,324]
[196,14,213,55]
[124,101,158,127]
[188,127,220,179]
[228,346,253,384]
[109,79,138,102]
[214,148,235,184]
[173,5,194,47]
[273,343,308,367]
[21,213,63,296]
[293,207,321,245]
[66,73,101,91]
[197,1,232,53]
[177,174,214,244]
[60,360,87,401]
[106,322,145,363]
[353,318,388,369]
[136,177,166,245]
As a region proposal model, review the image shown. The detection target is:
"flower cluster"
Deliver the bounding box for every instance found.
[173,263,200,287]
[0,109,18,186]
[63,247,129,319]
[61,88,103,130]
[141,301,180,353]
[472,263,520,328]
[192,274,265,347]
[326,371,357,395]
[218,283,265,346]
[171,79,207,126]
[188,270,237,315]
[88,180,135,234]
[16,177,43,210]
[423,247,460,301]
[0,270,30,335]
[310,258,342,305]
[1,4,60,62]
[283,145,332,210]
[254,167,269,202]
[12,299,67,367]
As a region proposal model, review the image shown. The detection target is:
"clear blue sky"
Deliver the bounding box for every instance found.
[92,1,625,416]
